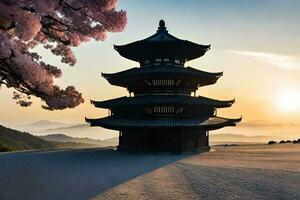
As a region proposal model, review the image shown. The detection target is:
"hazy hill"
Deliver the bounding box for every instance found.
[37,124,117,140]
[40,134,104,145]
[42,124,89,132]
[0,125,102,152]
[0,125,53,151]
[21,120,66,127]
[17,120,73,132]
[40,134,118,147]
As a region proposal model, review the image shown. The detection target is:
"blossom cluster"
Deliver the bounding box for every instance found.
[0,0,126,110]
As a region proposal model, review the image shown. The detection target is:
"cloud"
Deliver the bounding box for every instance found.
[227,50,300,69]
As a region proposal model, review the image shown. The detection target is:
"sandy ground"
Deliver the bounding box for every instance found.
[94,144,300,200]
[0,144,299,200]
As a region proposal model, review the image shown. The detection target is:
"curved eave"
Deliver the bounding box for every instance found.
[90,96,235,109]
[85,116,242,131]
[114,42,210,62]
[101,66,223,88]
[101,70,222,80]
[114,26,211,54]
[114,40,211,53]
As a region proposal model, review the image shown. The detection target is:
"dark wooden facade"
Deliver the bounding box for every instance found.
[119,128,208,152]
[86,20,241,152]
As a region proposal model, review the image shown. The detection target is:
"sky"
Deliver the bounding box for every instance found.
[1,0,300,127]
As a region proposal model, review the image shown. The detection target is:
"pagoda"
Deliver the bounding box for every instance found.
[86,20,241,152]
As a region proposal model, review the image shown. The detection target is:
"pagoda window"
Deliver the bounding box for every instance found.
[163,58,170,62]
[155,58,162,62]
[152,79,175,86]
[144,60,150,64]
[153,106,175,114]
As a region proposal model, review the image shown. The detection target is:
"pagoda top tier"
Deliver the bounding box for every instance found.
[114,20,210,65]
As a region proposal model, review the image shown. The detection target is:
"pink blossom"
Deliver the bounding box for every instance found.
[0,0,127,110]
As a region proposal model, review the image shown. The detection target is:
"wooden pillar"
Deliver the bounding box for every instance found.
[145,127,148,149]
[180,127,184,151]
[206,131,209,146]
[196,130,199,148]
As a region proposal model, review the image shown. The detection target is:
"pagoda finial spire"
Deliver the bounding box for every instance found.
[159,20,165,27]
[157,19,167,33]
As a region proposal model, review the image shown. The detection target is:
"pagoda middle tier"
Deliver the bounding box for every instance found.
[102,65,223,94]
[91,95,234,109]
[88,94,239,130]
[91,95,234,117]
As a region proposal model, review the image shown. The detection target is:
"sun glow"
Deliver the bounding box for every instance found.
[276,89,300,111]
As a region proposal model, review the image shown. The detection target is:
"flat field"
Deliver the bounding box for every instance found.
[0,144,299,200]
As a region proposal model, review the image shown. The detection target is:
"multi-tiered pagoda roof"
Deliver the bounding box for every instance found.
[86,20,241,152]
[113,20,210,62]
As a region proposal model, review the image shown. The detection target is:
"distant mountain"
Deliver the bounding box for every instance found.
[40,134,76,142]
[40,134,105,145]
[42,124,88,132]
[40,134,118,147]
[0,125,53,152]
[21,120,66,127]
[0,125,102,152]
[37,124,117,140]
[17,120,74,132]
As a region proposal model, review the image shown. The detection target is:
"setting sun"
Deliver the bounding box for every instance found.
[276,89,300,111]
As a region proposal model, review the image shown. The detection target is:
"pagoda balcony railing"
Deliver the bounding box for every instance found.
[128,80,199,95]
[140,58,185,67]
[134,92,191,96]
[109,106,214,118]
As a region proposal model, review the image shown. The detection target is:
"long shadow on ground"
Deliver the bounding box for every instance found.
[0,148,187,200]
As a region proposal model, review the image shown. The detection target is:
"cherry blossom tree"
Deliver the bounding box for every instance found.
[0,0,126,110]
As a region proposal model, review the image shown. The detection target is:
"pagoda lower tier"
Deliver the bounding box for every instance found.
[119,128,209,152]
[85,116,241,152]
[85,116,241,130]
